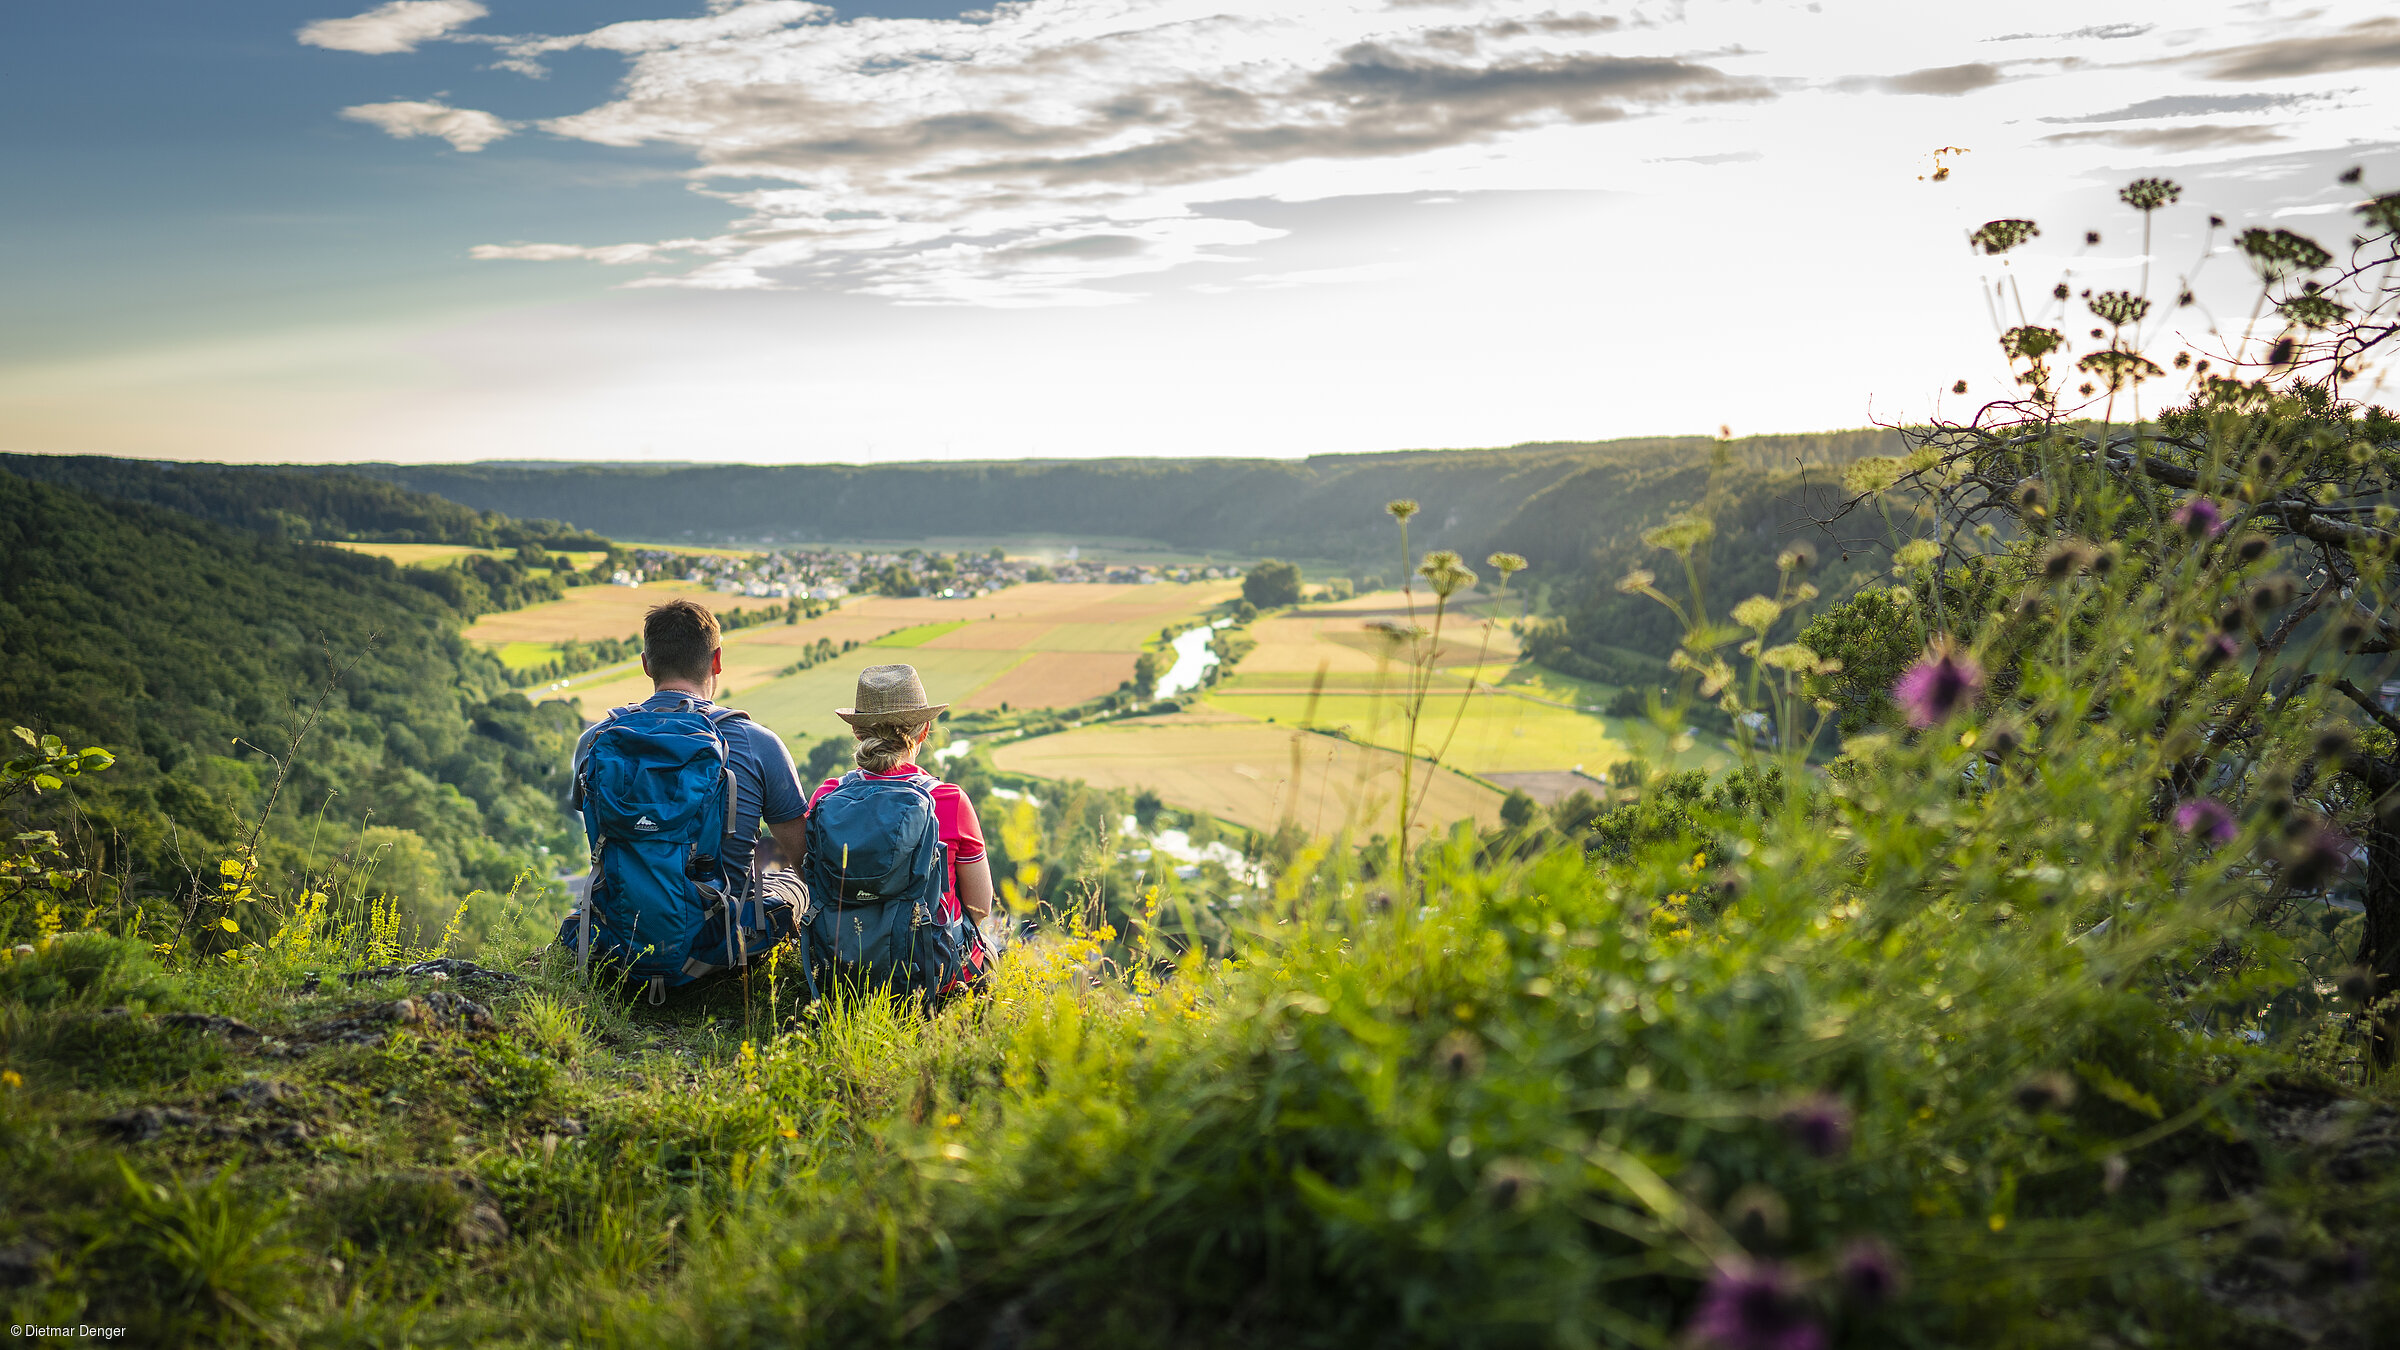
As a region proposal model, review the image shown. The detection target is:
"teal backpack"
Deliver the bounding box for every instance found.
[798,771,980,1008]
[566,699,789,1003]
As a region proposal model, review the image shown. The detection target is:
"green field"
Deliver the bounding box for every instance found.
[736,649,1032,746]
[496,641,562,671]
[871,620,971,648]
[1200,688,1719,776]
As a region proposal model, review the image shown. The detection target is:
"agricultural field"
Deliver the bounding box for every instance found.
[1205,589,1719,781]
[487,578,1240,743]
[327,541,500,568]
[329,542,610,572]
[477,576,1702,836]
[990,710,1502,840]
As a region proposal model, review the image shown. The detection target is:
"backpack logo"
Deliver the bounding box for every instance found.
[634,815,660,832]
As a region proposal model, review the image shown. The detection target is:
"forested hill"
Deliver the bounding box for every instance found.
[340,429,1903,567]
[0,472,582,940]
[0,453,607,550]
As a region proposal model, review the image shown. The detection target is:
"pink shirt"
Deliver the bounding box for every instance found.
[809,769,986,923]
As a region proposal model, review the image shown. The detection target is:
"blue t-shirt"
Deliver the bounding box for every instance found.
[571,691,806,882]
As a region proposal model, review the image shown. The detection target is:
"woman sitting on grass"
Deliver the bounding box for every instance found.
[798,664,995,997]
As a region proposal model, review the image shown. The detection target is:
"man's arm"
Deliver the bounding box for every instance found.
[766,815,807,871]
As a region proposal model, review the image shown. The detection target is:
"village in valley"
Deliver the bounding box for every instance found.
[605,544,1244,602]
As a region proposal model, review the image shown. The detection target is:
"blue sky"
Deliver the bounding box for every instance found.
[4,2,2395,463]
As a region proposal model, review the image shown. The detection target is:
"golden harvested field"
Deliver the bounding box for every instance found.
[991,713,1502,840]
[959,652,1136,711]
[465,581,729,645]
[329,542,500,568]
[1238,591,1521,677]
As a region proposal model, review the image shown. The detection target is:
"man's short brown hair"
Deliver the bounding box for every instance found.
[644,599,721,682]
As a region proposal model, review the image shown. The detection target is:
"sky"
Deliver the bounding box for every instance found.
[2,0,2395,465]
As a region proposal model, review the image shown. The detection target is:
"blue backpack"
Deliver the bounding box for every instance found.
[566,699,789,1003]
[799,771,980,1008]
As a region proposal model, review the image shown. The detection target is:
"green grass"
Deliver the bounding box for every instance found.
[496,641,563,672]
[870,620,972,648]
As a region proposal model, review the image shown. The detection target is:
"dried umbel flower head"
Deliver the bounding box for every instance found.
[1416,549,1477,599]
[1893,645,1983,729]
[2172,496,2227,538]
[1385,498,1419,522]
[1484,551,1527,580]
[1687,1260,1825,1350]
[2040,540,2096,582]
[1777,541,1816,573]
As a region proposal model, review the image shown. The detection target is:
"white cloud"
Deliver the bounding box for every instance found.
[471,241,675,263]
[342,99,514,152]
[299,0,487,55]
[287,0,2400,321]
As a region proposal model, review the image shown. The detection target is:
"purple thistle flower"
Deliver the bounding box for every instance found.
[1892,650,1983,729]
[1778,1094,1852,1160]
[2288,828,2353,891]
[2172,798,2237,846]
[2172,496,2227,538]
[1836,1237,1905,1305]
[2198,633,2241,672]
[1687,1261,1826,1350]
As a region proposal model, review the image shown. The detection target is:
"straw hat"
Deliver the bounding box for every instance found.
[836,663,949,727]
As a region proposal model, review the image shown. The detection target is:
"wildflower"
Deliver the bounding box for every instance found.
[1434,1030,1484,1080]
[1778,1093,1852,1159]
[1686,1261,1826,1350]
[2172,798,2237,846]
[1385,499,1419,522]
[2039,541,2093,582]
[1776,542,1816,573]
[2198,633,2241,672]
[2171,496,2226,538]
[1485,551,1527,579]
[1836,1237,1905,1305]
[1892,648,1982,728]
[2012,1071,2077,1113]
[2337,966,2375,1005]
[2287,828,2352,890]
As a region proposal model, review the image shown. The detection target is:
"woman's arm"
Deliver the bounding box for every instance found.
[956,854,994,923]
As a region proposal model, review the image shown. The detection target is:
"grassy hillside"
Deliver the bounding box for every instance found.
[0,472,584,942]
[0,453,609,550]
